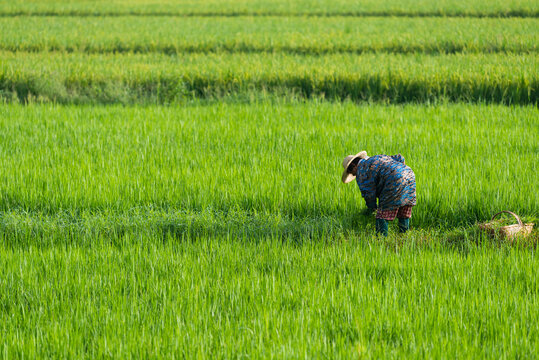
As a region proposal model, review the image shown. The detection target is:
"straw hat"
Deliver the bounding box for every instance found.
[341,151,368,183]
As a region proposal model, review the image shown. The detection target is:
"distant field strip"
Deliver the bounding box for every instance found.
[1,52,537,104]
[2,17,537,55]
[3,10,539,18]
[1,0,538,17]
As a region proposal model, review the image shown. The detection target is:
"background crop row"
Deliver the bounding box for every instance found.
[2,0,538,17]
[1,17,537,55]
[1,52,537,104]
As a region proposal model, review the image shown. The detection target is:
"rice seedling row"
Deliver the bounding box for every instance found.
[0,103,536,246]
[2,17,537,55]
[1,0,538,17]
[1,52,537,104]
[1,235,539,358]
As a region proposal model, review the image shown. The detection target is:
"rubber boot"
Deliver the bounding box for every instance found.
[376,218,388,237]
[398,218,410,233]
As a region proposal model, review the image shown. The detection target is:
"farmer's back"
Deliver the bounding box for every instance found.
[356,154,416,211]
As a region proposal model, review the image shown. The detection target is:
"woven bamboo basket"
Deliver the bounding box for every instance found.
[478,211,534,240]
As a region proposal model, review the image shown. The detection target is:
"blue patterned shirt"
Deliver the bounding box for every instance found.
[356,154,416,211]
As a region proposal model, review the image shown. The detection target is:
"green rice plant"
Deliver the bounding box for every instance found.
[0,102,536,244]
[0,52,537,104]
[0,17,537,55]
[1,236,539,358]
[1,0,538,17]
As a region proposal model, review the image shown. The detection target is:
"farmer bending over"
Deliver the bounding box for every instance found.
[341,151,416,237]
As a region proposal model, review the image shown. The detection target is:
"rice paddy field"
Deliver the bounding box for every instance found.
[1,0,538,358]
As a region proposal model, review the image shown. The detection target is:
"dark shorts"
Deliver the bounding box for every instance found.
[376,206,413,220]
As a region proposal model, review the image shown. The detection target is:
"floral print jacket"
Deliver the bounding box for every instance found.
[355,154,416,211]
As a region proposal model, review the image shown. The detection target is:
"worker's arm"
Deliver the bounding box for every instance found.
[357,171,377,210]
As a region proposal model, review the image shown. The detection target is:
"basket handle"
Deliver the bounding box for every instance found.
[491,211,524,227]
